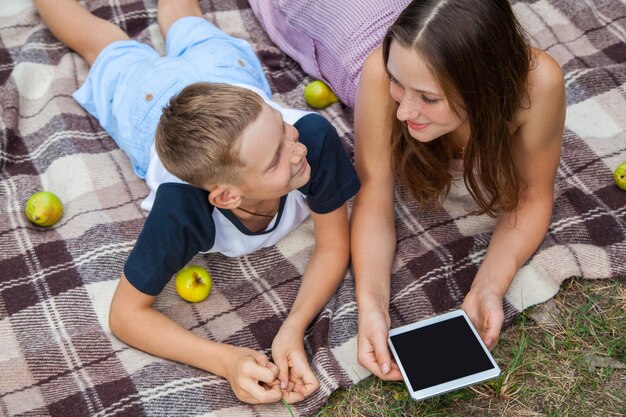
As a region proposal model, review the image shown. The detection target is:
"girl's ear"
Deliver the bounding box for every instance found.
[208,185,242,209]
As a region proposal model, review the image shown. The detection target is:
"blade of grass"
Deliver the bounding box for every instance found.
[281,399,295,417]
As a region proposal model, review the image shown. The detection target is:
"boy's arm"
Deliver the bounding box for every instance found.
[271,203,350,403]
[109,274,282,404]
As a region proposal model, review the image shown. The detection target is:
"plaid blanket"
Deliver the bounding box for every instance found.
[1,0,624,416]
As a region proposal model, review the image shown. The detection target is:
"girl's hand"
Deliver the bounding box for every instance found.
[357,301,403,381]
[461,286,504,349]
[222,346,282,404]
[271,323,320,403]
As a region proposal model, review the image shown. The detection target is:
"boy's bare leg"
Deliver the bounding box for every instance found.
[34,0,129,66]
[157,0,203,39]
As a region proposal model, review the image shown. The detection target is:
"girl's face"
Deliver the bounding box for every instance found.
[386,40,467,143]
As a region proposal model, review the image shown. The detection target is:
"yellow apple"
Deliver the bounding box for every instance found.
[614,161,626,191]
[25,191,63,227]
[175,265,212,302]
[304,80,339,109]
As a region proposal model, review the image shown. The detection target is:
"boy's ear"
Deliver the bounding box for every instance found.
[207,185,242,209]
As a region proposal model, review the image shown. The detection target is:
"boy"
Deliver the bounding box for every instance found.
[35,0,360,405]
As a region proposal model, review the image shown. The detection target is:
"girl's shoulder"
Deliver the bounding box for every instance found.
[510,48,566,155]
[528,49,565,97]
[358,46,395,119]
[361,47,388,83]
[514,48,565,127]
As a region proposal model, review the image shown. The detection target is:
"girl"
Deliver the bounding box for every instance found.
[252,0,566,381]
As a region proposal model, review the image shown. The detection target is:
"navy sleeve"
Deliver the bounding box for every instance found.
[124,183,216,296]
[296,113,361,213]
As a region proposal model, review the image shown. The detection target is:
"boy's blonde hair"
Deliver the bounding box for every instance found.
[155,82,264,187]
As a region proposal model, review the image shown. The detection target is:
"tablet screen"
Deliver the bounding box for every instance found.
[389,315,495,391]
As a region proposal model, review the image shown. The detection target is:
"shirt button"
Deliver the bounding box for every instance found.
[237,59,246,67]
[145,93,153,101]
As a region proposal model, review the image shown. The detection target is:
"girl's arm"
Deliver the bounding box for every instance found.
[462,51,566,348]
[351,47,403,380]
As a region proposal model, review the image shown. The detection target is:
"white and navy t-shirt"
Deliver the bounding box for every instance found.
[124,113,360,296]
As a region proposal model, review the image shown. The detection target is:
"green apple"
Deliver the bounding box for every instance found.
[304,80,339,109]
[175,265,212,302]
[615,161,626,191]
[25,191,63,227]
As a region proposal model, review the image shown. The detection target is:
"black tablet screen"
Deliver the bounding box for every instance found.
[390,316,495,391]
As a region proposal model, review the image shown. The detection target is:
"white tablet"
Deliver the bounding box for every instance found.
[387,309,500,400]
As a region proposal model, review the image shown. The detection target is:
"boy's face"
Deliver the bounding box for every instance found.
[235,104,311,200]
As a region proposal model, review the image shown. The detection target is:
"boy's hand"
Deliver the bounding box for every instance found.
[222,346,282,404]
[461,285,504,350]
[272,323,320,403]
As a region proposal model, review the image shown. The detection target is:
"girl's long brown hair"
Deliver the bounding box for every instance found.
[382,0,532,216]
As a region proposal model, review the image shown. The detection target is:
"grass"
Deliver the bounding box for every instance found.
[315,277,625,417]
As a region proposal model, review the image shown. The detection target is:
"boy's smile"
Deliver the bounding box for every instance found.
[235,103,311,202]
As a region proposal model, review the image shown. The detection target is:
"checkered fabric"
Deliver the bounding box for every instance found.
[0,0,624,416]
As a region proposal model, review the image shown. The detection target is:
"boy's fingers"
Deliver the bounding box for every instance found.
[281,389,305,404]
[294,383,308,397]
[273,355,289,389]
[250,353,280,382]
[265,360,280,380]
[267,381,282,401]
[293,360,319,395]
[283,356,319,398]
[246,361,280,385]
[245,379,281,404]
[253,353,270,367]
[294,377,319,397]
[288,378,304,398]
[283,380,296,393]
